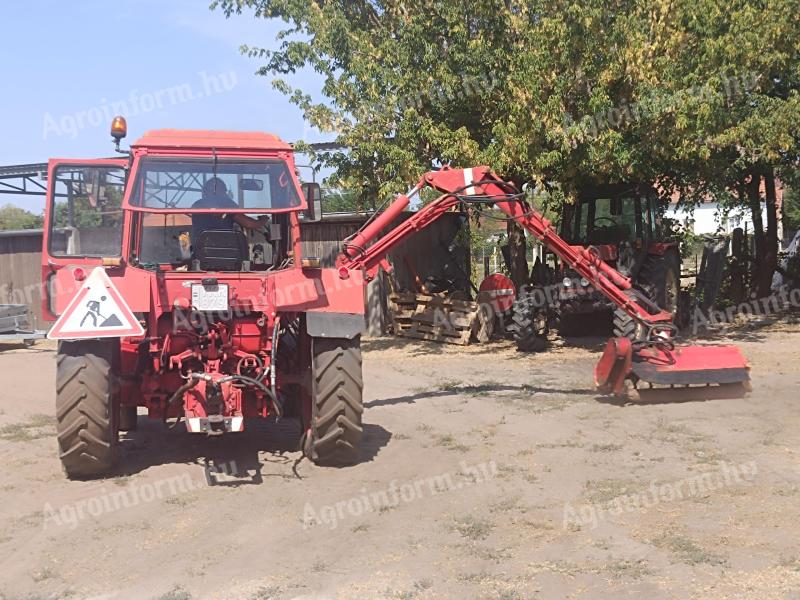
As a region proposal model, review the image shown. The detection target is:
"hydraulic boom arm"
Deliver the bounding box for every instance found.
[337,166,671,331]
[336,165,750,396]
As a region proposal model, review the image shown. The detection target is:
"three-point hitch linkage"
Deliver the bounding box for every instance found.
[336,166,751,397]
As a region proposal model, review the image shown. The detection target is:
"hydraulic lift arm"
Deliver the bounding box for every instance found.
[337,166,670,330]
[336,166,750,396]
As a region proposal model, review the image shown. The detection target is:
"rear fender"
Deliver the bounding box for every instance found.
[305,312,364,339]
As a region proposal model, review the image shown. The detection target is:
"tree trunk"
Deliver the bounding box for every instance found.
[506,220,529,291]
[760,166,779,297]
[746,171,765,294]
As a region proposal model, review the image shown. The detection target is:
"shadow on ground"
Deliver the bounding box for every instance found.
[595,382,750,407]
[361,336,456,356]
[367,382,597,408]
[112,418,391,481]
[0,342,53,354]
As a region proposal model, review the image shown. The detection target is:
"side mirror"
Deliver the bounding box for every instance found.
[301,182,323,222]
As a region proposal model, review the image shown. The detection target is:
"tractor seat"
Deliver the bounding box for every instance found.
[193,230,249,271]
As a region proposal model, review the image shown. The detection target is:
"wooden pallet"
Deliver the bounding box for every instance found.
[388,292,494,345]
[387,292,417,335]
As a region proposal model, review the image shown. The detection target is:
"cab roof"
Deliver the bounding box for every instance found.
[132,129,292,152]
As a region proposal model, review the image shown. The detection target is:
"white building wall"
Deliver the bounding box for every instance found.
[666,202,768,236]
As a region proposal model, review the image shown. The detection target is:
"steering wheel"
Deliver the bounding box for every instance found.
[592,216,617,227]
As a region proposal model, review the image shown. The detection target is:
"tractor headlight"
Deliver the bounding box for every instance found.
[562,277,573,288]
[580,277,590,287]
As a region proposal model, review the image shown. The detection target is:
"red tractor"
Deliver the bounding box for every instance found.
[510,184,682,351]
[44,121,365,477]
[42,122,750,479]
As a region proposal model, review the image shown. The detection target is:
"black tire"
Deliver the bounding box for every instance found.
[612,307,640,341]
[56,340,118,479]
[119,406,138,432]
[638,252,681,318]
[509,289,549,352]
[614,252,681,341]
[307,336,363,467]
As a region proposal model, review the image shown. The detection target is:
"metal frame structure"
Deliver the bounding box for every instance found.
[0,142,343,201]
[0,161,49,197]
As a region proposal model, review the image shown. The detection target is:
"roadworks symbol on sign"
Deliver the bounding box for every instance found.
[48,267,145,340]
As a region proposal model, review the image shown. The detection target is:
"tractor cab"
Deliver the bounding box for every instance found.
[43,127,321,283]
[559,184,664,276]
[526,183,680,332]
[126,154,302,272]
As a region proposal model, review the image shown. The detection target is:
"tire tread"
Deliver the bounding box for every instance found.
[56,340,117,479]
[308,336,363,467]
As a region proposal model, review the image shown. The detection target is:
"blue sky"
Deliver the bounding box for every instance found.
[0,0,330,212]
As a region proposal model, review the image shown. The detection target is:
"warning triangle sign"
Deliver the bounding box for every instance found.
[48,268,145,340]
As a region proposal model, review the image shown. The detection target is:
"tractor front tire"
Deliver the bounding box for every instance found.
[56,340,118,479]
[509,290,549,352]
[307,336,363,467]
[639,252,681,319]
[614,251,681,341]
[612,308,641,341]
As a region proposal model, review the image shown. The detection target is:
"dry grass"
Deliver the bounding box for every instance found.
[582,478,638,504]
[650,531,726,565]
[0,414,53,442]
[452,514,494,541]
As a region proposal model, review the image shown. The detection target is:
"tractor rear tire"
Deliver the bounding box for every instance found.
[509,290,549,352]
[307,336,363,467]
[56,340,118,479]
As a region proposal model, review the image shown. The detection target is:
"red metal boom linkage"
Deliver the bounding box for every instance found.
[337,166,750,396]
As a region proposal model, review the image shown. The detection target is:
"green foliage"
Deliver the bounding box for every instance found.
[0,204,43,230]
[52,186,123,229]
[320,187,363,213]
[214,0,800,220]
[783,185,800,232]
[662,215,704,260]
[53,198,102,228]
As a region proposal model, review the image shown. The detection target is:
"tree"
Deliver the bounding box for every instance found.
[215,0,800,293]
[634,0,800,296]
[321,187,362,213]
[0,204,43,230]
[783,185,800,233]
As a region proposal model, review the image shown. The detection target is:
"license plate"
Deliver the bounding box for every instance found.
[191,284,229,311]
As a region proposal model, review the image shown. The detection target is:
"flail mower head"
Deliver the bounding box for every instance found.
[595,336,751,398]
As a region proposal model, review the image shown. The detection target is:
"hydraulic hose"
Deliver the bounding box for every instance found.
[218,374,282,419]
[164,378,199,429]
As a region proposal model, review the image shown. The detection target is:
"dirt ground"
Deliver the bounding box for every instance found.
[1,320,800,600]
